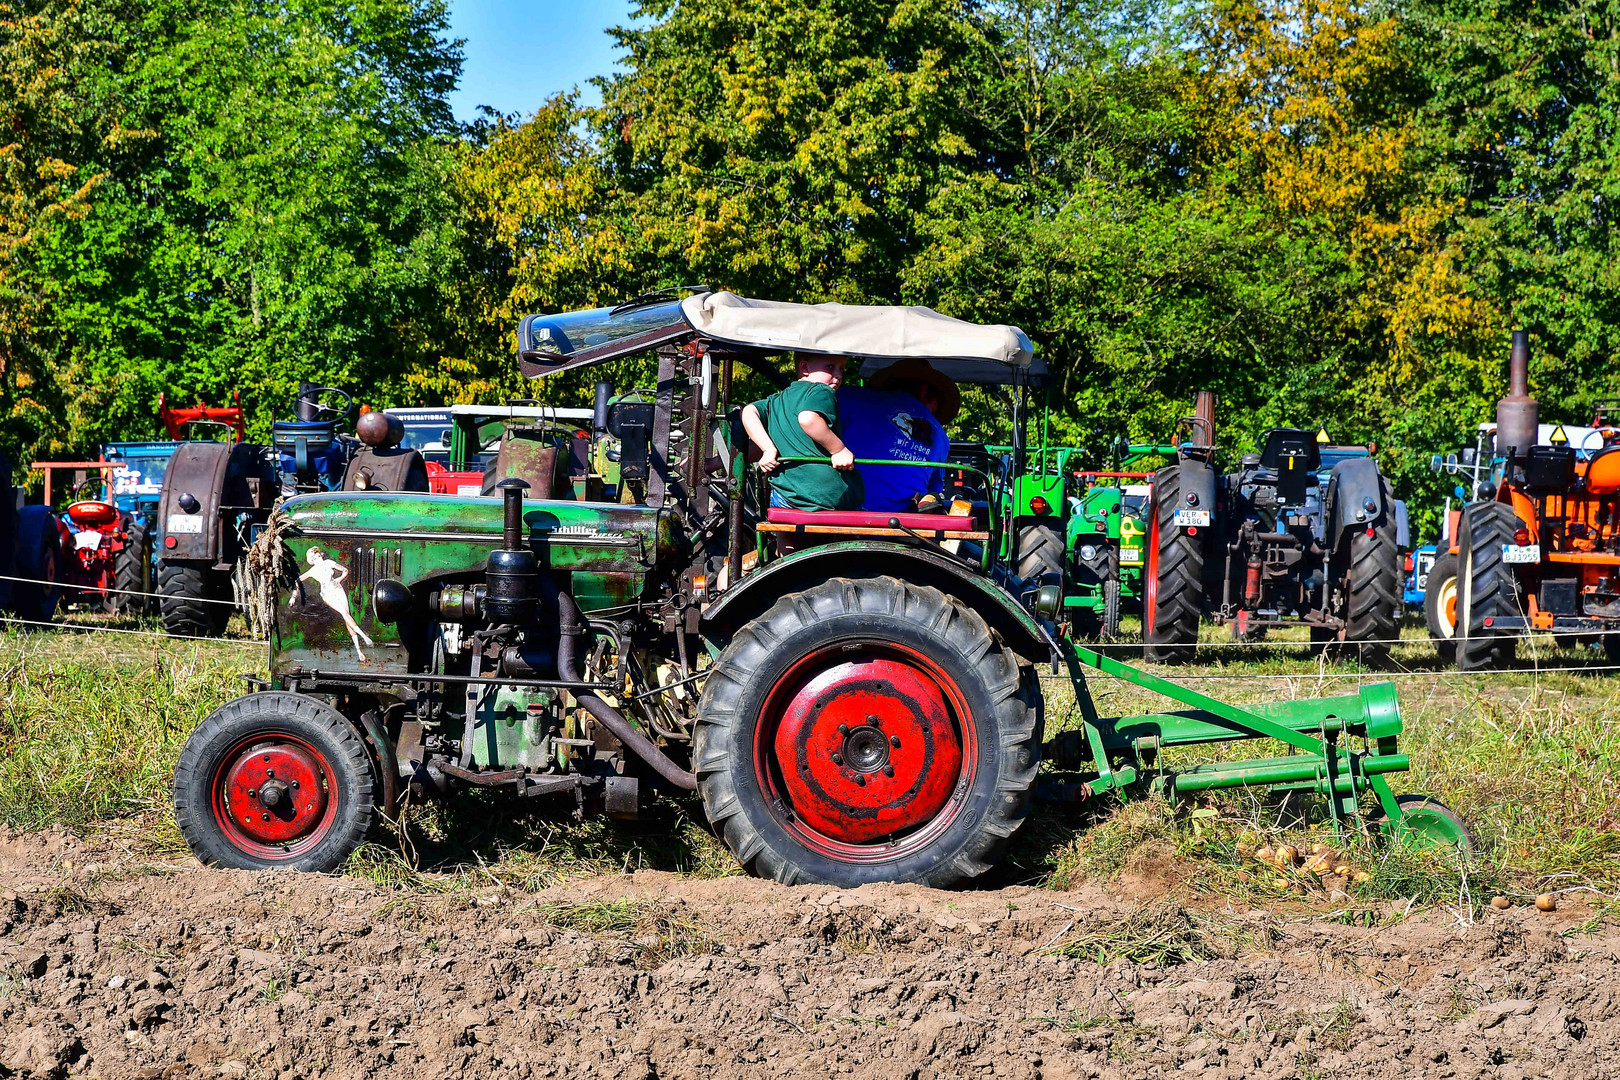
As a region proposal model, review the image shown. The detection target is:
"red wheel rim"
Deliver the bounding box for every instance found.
[210,733,338,859]
[1144,508,1161,639]
[754,641,976,862]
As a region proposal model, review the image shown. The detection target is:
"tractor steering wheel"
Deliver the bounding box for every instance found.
[296,386,354,424]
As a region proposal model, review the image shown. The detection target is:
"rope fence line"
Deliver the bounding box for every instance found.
[0,572,243,608]
[0,614,266,647]
[8,567,1613,652]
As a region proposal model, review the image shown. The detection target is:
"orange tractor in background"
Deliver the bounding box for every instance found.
[1450,330,1620,669]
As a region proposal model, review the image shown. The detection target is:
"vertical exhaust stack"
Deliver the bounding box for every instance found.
[1192,390,1218,450]
[1496,329,1538,462]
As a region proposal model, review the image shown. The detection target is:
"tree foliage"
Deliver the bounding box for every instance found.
[3,0,1619,539]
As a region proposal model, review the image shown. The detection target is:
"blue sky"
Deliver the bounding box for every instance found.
[447,0,635,122]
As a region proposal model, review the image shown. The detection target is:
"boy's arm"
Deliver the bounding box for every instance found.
[799,411,855,470]
[741,403,780,472]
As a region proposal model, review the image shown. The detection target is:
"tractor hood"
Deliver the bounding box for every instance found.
[276,491,675,584]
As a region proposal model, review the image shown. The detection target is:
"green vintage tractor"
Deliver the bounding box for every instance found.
[172,291,1471,886]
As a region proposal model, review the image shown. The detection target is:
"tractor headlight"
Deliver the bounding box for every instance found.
[1080,544,1098,562]
[1035,584,1063,620]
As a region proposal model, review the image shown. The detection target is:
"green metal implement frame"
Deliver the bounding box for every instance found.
[1052,639,1410,837]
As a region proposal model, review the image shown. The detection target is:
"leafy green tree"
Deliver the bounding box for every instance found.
[596,0,983,304]
[17,0,463,456]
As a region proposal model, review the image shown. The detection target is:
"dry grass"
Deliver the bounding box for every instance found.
[4,614,1619,907]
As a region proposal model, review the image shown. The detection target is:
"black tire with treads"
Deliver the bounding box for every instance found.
[174,692,376,871]
[694,577,1041,888]
[1014,521,1065,592]
[1456,501,1520,671]
[1144,465,1205,663]
[159,560,232,638]
[1334,480,1400,665]
[112,513,152,615]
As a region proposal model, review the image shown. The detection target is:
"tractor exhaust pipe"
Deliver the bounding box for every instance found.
[1496,329,1538,462]
[1193,391,1217,450]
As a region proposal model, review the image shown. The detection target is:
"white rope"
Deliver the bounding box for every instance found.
[0,572,242,608]
[0,615,265,646]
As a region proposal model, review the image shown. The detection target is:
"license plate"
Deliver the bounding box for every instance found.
[1502,544,1539,564]
[168,513,204,535]
[1173,509,1210,527]
[1119,547,1142,564]
[456,484,482,496]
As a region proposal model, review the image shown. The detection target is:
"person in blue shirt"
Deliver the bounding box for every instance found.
[838,359,959,512]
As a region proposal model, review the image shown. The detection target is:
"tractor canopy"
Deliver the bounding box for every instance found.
[517,290,1044,386]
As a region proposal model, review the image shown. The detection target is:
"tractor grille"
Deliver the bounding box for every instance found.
[347,543,404,593]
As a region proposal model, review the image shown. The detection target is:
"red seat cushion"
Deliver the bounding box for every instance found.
[765,507,981,532]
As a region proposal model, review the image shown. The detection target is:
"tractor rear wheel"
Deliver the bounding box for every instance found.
[1144,465,1204,663]
[158,560,232,638]
[12,506,61,624]
[1423,552,1459,664]
[1456,502,1520,671]
[174,692,376,871]
[1333,483,1400,664]
[694,577,1041,888]
[112,513,152,615]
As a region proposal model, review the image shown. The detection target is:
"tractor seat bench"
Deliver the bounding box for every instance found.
[759,507,988,541]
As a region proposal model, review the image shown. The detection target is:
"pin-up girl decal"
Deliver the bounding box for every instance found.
[299,547,374,660]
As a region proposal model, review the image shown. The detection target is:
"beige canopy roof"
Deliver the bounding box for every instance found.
[679,291,1038,384]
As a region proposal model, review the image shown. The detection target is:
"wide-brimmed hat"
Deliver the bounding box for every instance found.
[867,358,961,424]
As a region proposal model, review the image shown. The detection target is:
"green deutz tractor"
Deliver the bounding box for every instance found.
[173,291,1470,886]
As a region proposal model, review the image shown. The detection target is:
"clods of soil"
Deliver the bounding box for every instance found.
[0,828,1614,1079]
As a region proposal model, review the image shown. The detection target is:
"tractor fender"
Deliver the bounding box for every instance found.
[702,541,1050,664]
[1165,457,1216,526]
[1325,457,1388,543]
[159,441,231,563]
[1504,487,1537,542]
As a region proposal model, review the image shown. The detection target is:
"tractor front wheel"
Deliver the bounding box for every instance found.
[1014,521,1065,593]
[174,692,376,871]
[695,577,1041,888]
[1423,552,1459,664]
[11,506,61,624]
[1144,465,1204,663]
[1456,502,1520,671]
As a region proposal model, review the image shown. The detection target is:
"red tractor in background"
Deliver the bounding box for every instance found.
[25,395,246,618]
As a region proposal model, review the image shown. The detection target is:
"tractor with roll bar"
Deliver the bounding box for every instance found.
[170,290,1470,886]
[1445,331,1620,669]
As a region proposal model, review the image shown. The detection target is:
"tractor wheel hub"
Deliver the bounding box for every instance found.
[221,744,329,846]
[772,656,962,844]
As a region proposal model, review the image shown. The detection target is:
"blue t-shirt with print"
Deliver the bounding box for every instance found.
[837,388,951,511]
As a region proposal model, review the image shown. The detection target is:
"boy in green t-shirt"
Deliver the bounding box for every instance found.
[741,354,865,511]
